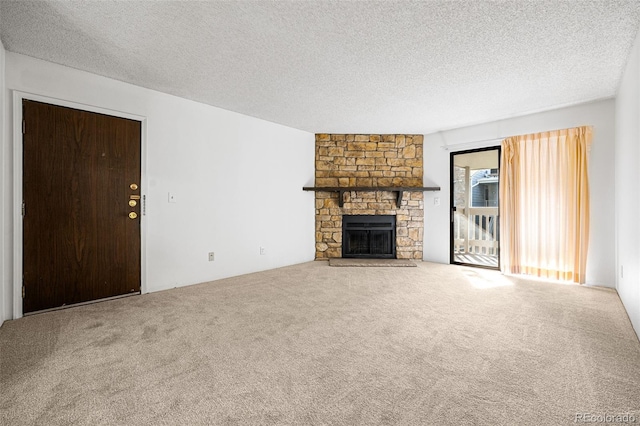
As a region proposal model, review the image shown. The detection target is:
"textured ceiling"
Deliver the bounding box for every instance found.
[1,1,639,134]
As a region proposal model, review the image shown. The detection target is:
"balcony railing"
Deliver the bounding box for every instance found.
[453,207,499,256]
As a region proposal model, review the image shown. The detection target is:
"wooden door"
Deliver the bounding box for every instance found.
[22,100,141,313]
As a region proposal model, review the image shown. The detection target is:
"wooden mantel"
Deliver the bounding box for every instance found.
[303,186,441,207]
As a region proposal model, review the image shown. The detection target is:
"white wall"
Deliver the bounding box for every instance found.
[2,52,315,320]
[423,99,616,288]
[615,31,640,338]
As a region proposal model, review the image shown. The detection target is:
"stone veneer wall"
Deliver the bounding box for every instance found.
[315,134,424,259]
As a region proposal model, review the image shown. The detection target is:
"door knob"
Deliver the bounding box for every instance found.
[130,183,138,190]
[129,212,137,219]
[129,200,137,207]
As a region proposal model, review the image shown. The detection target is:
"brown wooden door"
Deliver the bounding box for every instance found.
[22,100,141,313]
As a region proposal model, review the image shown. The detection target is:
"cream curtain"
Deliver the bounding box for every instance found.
[500,126,592,284]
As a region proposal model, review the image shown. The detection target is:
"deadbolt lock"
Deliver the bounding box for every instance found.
[129,200,137,207]
[128,212,138,219]
[130,183,138,190]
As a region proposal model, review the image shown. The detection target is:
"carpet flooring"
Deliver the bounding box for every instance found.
[1,261,639,425]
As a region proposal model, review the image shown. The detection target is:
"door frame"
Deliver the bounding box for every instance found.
[449,145,501,270]
[12,91,148,319]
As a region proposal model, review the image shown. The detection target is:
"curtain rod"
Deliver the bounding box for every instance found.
[440,136,504,151]
[438,125,594,151]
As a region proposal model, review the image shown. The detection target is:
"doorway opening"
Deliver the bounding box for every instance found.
[450,147,500,269]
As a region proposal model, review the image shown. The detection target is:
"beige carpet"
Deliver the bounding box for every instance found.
[1,262,639,425]
[328,258,416,267]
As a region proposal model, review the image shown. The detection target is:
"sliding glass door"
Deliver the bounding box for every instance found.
[450,147,500,269]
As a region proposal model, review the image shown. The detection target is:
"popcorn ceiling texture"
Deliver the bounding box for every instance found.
[1,1,639,134]
[315,134,424,260]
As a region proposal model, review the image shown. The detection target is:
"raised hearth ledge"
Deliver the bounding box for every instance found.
[303,186,441,207]
[328,258,417,267]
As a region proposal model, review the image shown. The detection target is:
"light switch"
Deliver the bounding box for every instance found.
[168,192,177,203]
[434,197,440,206]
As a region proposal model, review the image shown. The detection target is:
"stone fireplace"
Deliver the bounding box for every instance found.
[307,134,431,260]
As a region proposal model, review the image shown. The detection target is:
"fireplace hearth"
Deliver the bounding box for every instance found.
[342,215,396,259]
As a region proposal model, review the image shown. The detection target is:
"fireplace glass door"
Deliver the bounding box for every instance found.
[342,215,396,258]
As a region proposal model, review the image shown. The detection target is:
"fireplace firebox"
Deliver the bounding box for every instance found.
[342,215,396,259]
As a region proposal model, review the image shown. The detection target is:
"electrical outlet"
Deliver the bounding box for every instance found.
[208,252,215,262]
[260,247,266,255]
[168,192,177,203]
